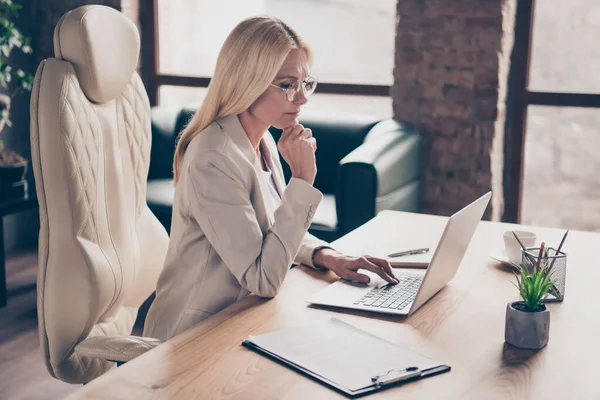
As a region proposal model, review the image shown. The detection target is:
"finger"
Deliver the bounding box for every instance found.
[365,255,398,283]
[289,124,305,139]
[300,128,312,139]
[305,137,317,152]
[279,130,291,146]
[342,270,371,284]
[281,122,302,137]
[280,124,295,139]
[355,257,397,284]
[365,255,396,278]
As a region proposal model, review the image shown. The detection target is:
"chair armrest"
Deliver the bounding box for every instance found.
[74,336,163,363]
[337,122,421,234]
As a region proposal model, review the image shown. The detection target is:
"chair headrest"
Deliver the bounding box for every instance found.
[53,5,140,104]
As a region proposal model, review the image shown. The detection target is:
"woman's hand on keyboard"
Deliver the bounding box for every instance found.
[314,250,399,285]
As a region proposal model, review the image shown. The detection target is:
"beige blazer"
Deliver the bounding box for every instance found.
[144,114,330,340]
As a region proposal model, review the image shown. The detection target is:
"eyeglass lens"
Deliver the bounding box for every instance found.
[286,78,317,101]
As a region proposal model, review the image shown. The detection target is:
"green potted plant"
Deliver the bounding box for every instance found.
[0,0,34,196]
[505,242,556,350]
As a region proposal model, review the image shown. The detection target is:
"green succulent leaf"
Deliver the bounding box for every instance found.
[513,259,557,311]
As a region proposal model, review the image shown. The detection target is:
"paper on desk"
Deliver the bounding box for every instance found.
[335,240,437,268]
[246,318,441,393]
[386,252,432,267]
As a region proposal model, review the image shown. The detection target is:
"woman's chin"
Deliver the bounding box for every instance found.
[273,114,299,129]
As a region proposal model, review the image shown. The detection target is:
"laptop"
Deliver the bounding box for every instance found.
[307,191,492,316]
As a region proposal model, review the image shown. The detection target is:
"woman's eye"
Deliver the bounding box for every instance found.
[304,80,315,90]
[279,82,293,89]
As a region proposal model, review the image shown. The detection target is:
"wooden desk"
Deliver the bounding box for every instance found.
[69,211,600,399]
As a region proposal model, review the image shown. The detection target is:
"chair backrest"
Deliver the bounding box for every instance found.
[30,5,169,384]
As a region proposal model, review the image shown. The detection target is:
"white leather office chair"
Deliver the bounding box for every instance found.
[29,5,169,384]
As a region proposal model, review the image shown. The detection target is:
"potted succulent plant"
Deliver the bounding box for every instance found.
[504,242,556,350]
[0,0,34,196]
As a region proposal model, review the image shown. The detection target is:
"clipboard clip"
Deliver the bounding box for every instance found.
[370,366,422,387]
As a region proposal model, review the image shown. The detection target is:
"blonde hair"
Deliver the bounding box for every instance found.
[172,15,313,184]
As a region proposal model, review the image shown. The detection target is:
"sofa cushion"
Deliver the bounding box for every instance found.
[147,178,338,240]
[147,179,175,230]
[311,194,337,230]
[147,178,174,208]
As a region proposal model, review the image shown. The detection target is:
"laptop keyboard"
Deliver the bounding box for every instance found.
[354,274,423,310]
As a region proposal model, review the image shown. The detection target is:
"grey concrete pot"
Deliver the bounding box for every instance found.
[505,302,550,350]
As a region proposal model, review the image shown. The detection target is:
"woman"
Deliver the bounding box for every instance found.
[144,15,398,341]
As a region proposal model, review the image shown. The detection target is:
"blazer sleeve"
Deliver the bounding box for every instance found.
[261,131,335,270]
[294,232,336,270]
[187,151,323,298]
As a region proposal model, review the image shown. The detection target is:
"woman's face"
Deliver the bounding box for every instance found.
[248,48,311,130]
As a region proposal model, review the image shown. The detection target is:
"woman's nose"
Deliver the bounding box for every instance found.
[294,89,308,105]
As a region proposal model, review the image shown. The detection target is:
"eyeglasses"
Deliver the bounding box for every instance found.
[269,76,318,102]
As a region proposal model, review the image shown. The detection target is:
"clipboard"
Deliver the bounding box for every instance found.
[242,317,450,397]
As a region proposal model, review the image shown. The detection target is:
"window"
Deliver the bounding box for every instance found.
[528,0,600,93]
[505,0,600,231]
[159,86,393,120]
[522,106,600,230]
[146,0,397,118]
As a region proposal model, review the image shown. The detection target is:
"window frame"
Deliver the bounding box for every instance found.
[503,0,600,222]
[140,0,391,108]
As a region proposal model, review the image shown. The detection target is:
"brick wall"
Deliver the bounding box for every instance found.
[393,0,516,219]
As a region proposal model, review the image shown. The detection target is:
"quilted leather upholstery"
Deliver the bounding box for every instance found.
[30,5,169,384]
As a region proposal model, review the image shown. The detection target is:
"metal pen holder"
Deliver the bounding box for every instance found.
[522,247,566,302]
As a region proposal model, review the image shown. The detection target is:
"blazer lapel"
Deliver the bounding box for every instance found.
[216,114,289,230]
[215,114,258,166]
[259,136,285,199]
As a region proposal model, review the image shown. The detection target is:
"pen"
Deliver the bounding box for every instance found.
[387,248,429,258]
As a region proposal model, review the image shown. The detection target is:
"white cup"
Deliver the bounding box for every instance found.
[503,230,537,264]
